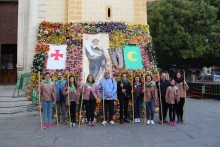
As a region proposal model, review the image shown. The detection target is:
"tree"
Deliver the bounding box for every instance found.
[148,0,220,69]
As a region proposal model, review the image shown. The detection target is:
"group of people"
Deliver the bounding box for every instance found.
[39,70,188,129]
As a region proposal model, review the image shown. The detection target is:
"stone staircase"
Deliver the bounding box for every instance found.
[0,96,39,120]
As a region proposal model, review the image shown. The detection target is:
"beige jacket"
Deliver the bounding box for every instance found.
[40,82,56,101]
[144,86,158,102]
[165,86,179,104]
[175,82,189,98]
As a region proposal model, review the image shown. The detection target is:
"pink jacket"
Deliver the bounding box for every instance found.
[82,84,100,100]
[175,82,189,98]
[144,86,158,102]
[165,86,180,104]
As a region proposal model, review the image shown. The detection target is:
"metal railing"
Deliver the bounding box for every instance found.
[202,83,220,98]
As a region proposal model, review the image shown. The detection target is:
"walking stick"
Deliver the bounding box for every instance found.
[102,77,106,127]
[131,72,134,124]
[183,71,187,124]
[143,74,146,125]
[38,71,43,129]
[158,72,163,124]
[55,101,59,125]
[67,73,71,126]
[79,73,85,128]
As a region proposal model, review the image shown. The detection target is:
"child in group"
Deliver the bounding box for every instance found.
[63,75,79,127]
[144,74,158,125]
[165,78,179,126]
[82,75,100,126]
[175,71,189,123]
[40,72,56,129]
[133,76,143,123]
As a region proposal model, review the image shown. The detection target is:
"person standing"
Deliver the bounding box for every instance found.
[55,72,67,124]
[63,75,79,127]
[117,73,132,124]
[98,70,117,125]
[133,76,143,123]
[156,71,170,124]
[165,78,179,126]
[82,75,101,126]
[40,72,56,129]
[144,74,158,125]
[175,71,189,123]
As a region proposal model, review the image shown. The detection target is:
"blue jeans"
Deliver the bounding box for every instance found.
[134,96,141,118]
[42,100,53,124]
[146,98,155,120]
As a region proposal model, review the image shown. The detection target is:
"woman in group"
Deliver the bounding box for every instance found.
[63,75,79,127]
[165,78,179,126]
[175,71,189,123]
[117,73,132,124]
[82,75,100,126]
[144,74,158,125]
[133,76,143,123]
[40,72,56,129]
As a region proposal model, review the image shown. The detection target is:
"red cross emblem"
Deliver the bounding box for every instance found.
[51,50,63,60]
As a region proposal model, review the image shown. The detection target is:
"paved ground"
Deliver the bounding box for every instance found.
[0,98,220,147]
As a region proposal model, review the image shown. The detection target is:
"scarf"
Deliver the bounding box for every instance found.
[43,79,52,85]
[134,82,142,86]
[145,81,155,87]
[87,82,95,87]
[57,77,64,84]
[70,83,74,92]
[175,77,183,83]
[122,79,129,85]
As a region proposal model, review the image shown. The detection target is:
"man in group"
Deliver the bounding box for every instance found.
[156,71,170,124]
[98,70,117,125]
[55,71,67,124]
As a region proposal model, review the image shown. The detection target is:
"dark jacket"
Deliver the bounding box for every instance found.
[55,80,67,102]
[156,79,170,99]
[117,80,132,100]
[133,82,143,100]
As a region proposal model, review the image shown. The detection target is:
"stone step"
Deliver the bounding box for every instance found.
[0,97,30,102]
[0,101,32,108]
[0,111,39,120]
[0,106,28,114]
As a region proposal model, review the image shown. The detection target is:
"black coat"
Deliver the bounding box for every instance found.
[117,81,132,100]
[156,79,170,98]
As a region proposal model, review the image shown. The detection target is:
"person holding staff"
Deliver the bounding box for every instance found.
[82,75,101,126]
[40,72,56,129]
[117,73,132,124]
[133,76,143,123]
[144,74,158,125]
[98,70,117,125]
[175,70,189,124]
[63,75,79,127]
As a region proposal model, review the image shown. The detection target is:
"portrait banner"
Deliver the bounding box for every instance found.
[83,34,111,83]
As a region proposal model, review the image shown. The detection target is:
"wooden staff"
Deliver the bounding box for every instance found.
[158,72,163,124]
[143,74,146,125]
[131,72,134,124]
[183,70,187,124]
[38,71,43,129]
[54,101,59,125]
[102,76,106,127]
[67,73,71,126]
[79,73,85,128]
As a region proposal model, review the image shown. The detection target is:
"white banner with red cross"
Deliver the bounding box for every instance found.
[46,44,67,69]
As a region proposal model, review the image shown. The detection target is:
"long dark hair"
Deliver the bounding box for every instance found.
[145,74,153,82]
[175,70,184,83]
[68,75,77,88]
[86,75,95,84]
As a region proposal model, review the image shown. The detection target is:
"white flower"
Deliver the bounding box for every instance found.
[44,30,48,34]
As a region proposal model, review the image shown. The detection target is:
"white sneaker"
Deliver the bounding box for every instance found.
[101,121,107,125]
[134,118,138,123]
[109,120,115,125]
[150,120,154,125]
[72,123,76,127]
[137,118,140,123]
[147,120,150,125]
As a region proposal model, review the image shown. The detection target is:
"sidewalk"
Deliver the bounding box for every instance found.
[0,98,220,147]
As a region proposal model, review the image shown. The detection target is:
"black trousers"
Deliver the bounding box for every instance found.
[70,101,76,123]
[159,97,168,121]
[119,97,129,120]
[84,99,96,122]
[168,104,176,122]
[104,100,114,121]
[176,98,185,121]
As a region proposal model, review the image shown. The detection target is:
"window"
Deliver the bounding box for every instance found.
[106,5,112,20]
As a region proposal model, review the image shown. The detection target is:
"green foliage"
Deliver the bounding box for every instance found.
[148,0,220,68]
